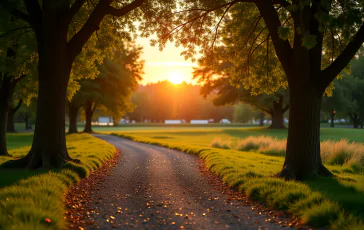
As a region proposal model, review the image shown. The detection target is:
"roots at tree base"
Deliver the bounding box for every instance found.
[277,164,334,180]
[0,151,11,157]
[1,149,80,169]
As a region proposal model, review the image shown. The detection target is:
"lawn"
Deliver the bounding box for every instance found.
[108,126,364,145]
[113,127,364,229]
[0,133,116,230]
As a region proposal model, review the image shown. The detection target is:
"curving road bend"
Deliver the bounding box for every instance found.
[87,134,286,229]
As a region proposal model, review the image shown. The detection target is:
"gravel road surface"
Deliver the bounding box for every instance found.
[85,134,287,229]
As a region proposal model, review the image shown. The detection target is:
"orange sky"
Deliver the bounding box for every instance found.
[136,36,199,85]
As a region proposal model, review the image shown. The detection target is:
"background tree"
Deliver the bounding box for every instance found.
[17,99,37,131]
[152,0,364,179]
[322,48,364,128]
[194,73,289,128]
[68,43,143,133]
[0,11,35,156]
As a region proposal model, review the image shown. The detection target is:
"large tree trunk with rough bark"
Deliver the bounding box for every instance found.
[4,7,77,169]
[68,103,79,134]
[83,101,94,133]
[277,85,332,179]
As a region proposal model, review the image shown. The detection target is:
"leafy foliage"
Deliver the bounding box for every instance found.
[70,42,144,122]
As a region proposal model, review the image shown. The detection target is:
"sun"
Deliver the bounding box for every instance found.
[168,72,184,84]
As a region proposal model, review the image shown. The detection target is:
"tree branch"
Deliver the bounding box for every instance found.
[272,0,290,8]
[320,23,364,90]
[106,0,144,16]
[283,104,289,112]
[255,0,293,76]
[261,108,273,115]
[0,27,32,38]
[12,98,23,113]
[68,0,145,60]
[65,0,87,26]
[0,1,31,24]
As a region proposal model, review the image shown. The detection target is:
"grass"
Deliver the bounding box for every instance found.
[212,136,364,171]
[6,133,33,149]
[113,127,364,229]
[0,133,116,230]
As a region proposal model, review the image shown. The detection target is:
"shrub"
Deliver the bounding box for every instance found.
[209,138,232,149]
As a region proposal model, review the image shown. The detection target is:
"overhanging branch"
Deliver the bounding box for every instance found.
[65,0,87,26]
[320,23,364,90]
[0,1,31,24]
[106,0,144,16]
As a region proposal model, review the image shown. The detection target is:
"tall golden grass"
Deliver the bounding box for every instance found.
[211,136,364,170]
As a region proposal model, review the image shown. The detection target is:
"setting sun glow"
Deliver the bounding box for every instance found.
[168,72,184,84]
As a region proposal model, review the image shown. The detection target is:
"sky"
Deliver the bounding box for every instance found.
[135,36,199,85]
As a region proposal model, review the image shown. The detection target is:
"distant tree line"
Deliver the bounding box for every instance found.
[128,81,235,123]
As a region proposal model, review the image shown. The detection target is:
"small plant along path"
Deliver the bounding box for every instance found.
[73,134,291,229]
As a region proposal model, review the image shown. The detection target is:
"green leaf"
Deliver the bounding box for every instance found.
[302,34,317,49]
[278,26,290,40]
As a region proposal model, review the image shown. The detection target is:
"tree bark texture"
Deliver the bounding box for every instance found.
[68,103,79,134]
[278,85,332,179]
[83,101,94,133]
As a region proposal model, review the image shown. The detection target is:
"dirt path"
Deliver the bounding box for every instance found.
[79,134,289,229]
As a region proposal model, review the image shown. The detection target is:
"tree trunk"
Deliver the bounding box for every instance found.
[24,116,31,130]
[83,101,94,133]
[112,117,118,126]
[269,98,286,129]
[348,113,360,129]
[278,88,332,179]
[68,103,79,134]
[4,8,78,168]
[0,47,18,156]
[7,99,22,133]
[259,113,265,126]
[0,96,10,156]
[353,120,360,129]
[7,107,16,133]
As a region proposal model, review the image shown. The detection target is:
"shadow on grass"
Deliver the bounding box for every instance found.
[306,177,364,217]
[0,168,46,188]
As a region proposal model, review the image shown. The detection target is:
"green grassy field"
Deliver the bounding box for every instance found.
[112,127,364,229]
[108,126,364,144]
[0,134,116,230]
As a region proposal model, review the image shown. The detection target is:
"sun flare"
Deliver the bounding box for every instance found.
[168,72,184,84]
